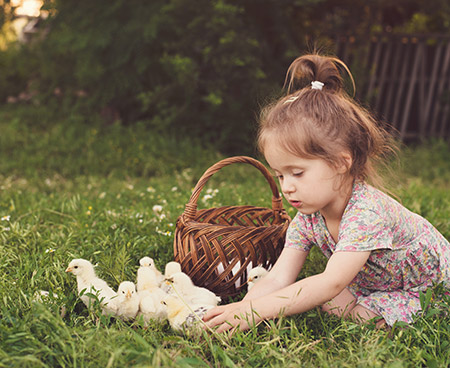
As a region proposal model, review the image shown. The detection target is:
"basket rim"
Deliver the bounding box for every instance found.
[181,156,286,222]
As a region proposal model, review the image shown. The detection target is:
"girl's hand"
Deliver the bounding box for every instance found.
[202,300,261,333]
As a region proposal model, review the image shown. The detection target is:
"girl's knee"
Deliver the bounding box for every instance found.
[321,289,357,317]
[350,305,386,328]
[321,301,350,318]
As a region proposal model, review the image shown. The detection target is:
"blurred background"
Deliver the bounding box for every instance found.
[0,0,449,156]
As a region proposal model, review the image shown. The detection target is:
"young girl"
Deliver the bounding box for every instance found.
[203,53,450,332]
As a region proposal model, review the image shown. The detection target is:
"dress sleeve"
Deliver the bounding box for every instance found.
[285,212,315,252]
[336,208,394,252]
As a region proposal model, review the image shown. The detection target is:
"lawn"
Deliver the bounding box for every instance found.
[0,107,449,367]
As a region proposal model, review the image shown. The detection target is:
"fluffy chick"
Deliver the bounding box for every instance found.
[140,256,164,282]
[138,287,168,323]
[136,258,160,292]
[164,261,182,277]
[165,272,220,307]
[136,257,168,323]
[247,266,269,291]
[162,295,212,331]
[114,281,140,321]
[161,261,182,293]
[65,259,117,315]
[137,256,164,290]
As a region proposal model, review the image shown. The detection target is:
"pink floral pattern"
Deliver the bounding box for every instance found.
[286,181,450,325]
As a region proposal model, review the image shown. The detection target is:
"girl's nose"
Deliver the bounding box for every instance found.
[281,177,295,194]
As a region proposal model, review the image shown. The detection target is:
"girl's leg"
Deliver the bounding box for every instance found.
[321,288,357,317]
[322,288,386,327]
[349,305,386,328]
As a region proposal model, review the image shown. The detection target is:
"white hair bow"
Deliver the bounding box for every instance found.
[311,81,324,90]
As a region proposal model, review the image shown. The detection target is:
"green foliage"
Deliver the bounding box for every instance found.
[0,43,32,101]
[27,0,291,155]
[0,0,449,154]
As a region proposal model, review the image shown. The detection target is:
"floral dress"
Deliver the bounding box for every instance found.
[285,181,450,326]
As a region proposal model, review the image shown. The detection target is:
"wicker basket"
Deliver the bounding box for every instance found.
[173,156,291,298]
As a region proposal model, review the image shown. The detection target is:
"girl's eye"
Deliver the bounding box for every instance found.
[293,172,303,177]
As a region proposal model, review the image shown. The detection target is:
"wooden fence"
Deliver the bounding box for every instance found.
[335,34,450,141]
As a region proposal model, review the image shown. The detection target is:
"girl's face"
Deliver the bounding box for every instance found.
[264,140,352,219]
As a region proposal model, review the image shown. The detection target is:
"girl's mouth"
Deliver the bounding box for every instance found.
[289,200,302,208]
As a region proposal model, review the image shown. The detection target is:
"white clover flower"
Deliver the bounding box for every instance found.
[202,194,213,203]
[139,219,143,223]
[126,184,134,190]
[98,192,106,199]
[146,186,156,193]
[156,228,172,236]
[171,186,178,192]
[111,224,118,230]
[152,205,163,214]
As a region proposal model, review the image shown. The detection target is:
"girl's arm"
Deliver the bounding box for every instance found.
[203,250,370,332]
[243,247,309,301]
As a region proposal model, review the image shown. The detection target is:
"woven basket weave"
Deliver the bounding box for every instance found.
[173,156,291,298]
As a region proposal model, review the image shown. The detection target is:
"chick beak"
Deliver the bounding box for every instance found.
[125,290,132,298]
[65,267,72,273]
[248,277,254,283]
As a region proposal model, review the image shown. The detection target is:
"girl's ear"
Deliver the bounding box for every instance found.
[337,152,352,174]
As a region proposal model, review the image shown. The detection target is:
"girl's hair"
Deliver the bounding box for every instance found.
[257,53,397,187]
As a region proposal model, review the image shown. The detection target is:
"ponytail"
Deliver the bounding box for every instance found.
[258,52,397,189]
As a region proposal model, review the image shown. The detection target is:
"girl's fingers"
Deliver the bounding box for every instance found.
[204,312,229,328]
[202,305,226,321]
[216,322,234,333]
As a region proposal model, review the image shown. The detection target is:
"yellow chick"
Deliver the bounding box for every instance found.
[162,295,211,331]
[138,287,168,323]
[165,272,221,307]
[114,281,140,321]
[247,266,269,291]
[65,258,117,315]
[161,261,182,293]
[137,256,164,291]
[164,261,182,278]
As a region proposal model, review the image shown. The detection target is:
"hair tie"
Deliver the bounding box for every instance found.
[311,81,324,90]
[283,96,299,105]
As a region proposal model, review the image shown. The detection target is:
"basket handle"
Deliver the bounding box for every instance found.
[182,156,284,221]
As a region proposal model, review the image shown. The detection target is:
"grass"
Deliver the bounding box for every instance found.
[0,105,449,367]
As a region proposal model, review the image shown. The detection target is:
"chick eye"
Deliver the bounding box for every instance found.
[122,291,125,294]
[74,266,78,269]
